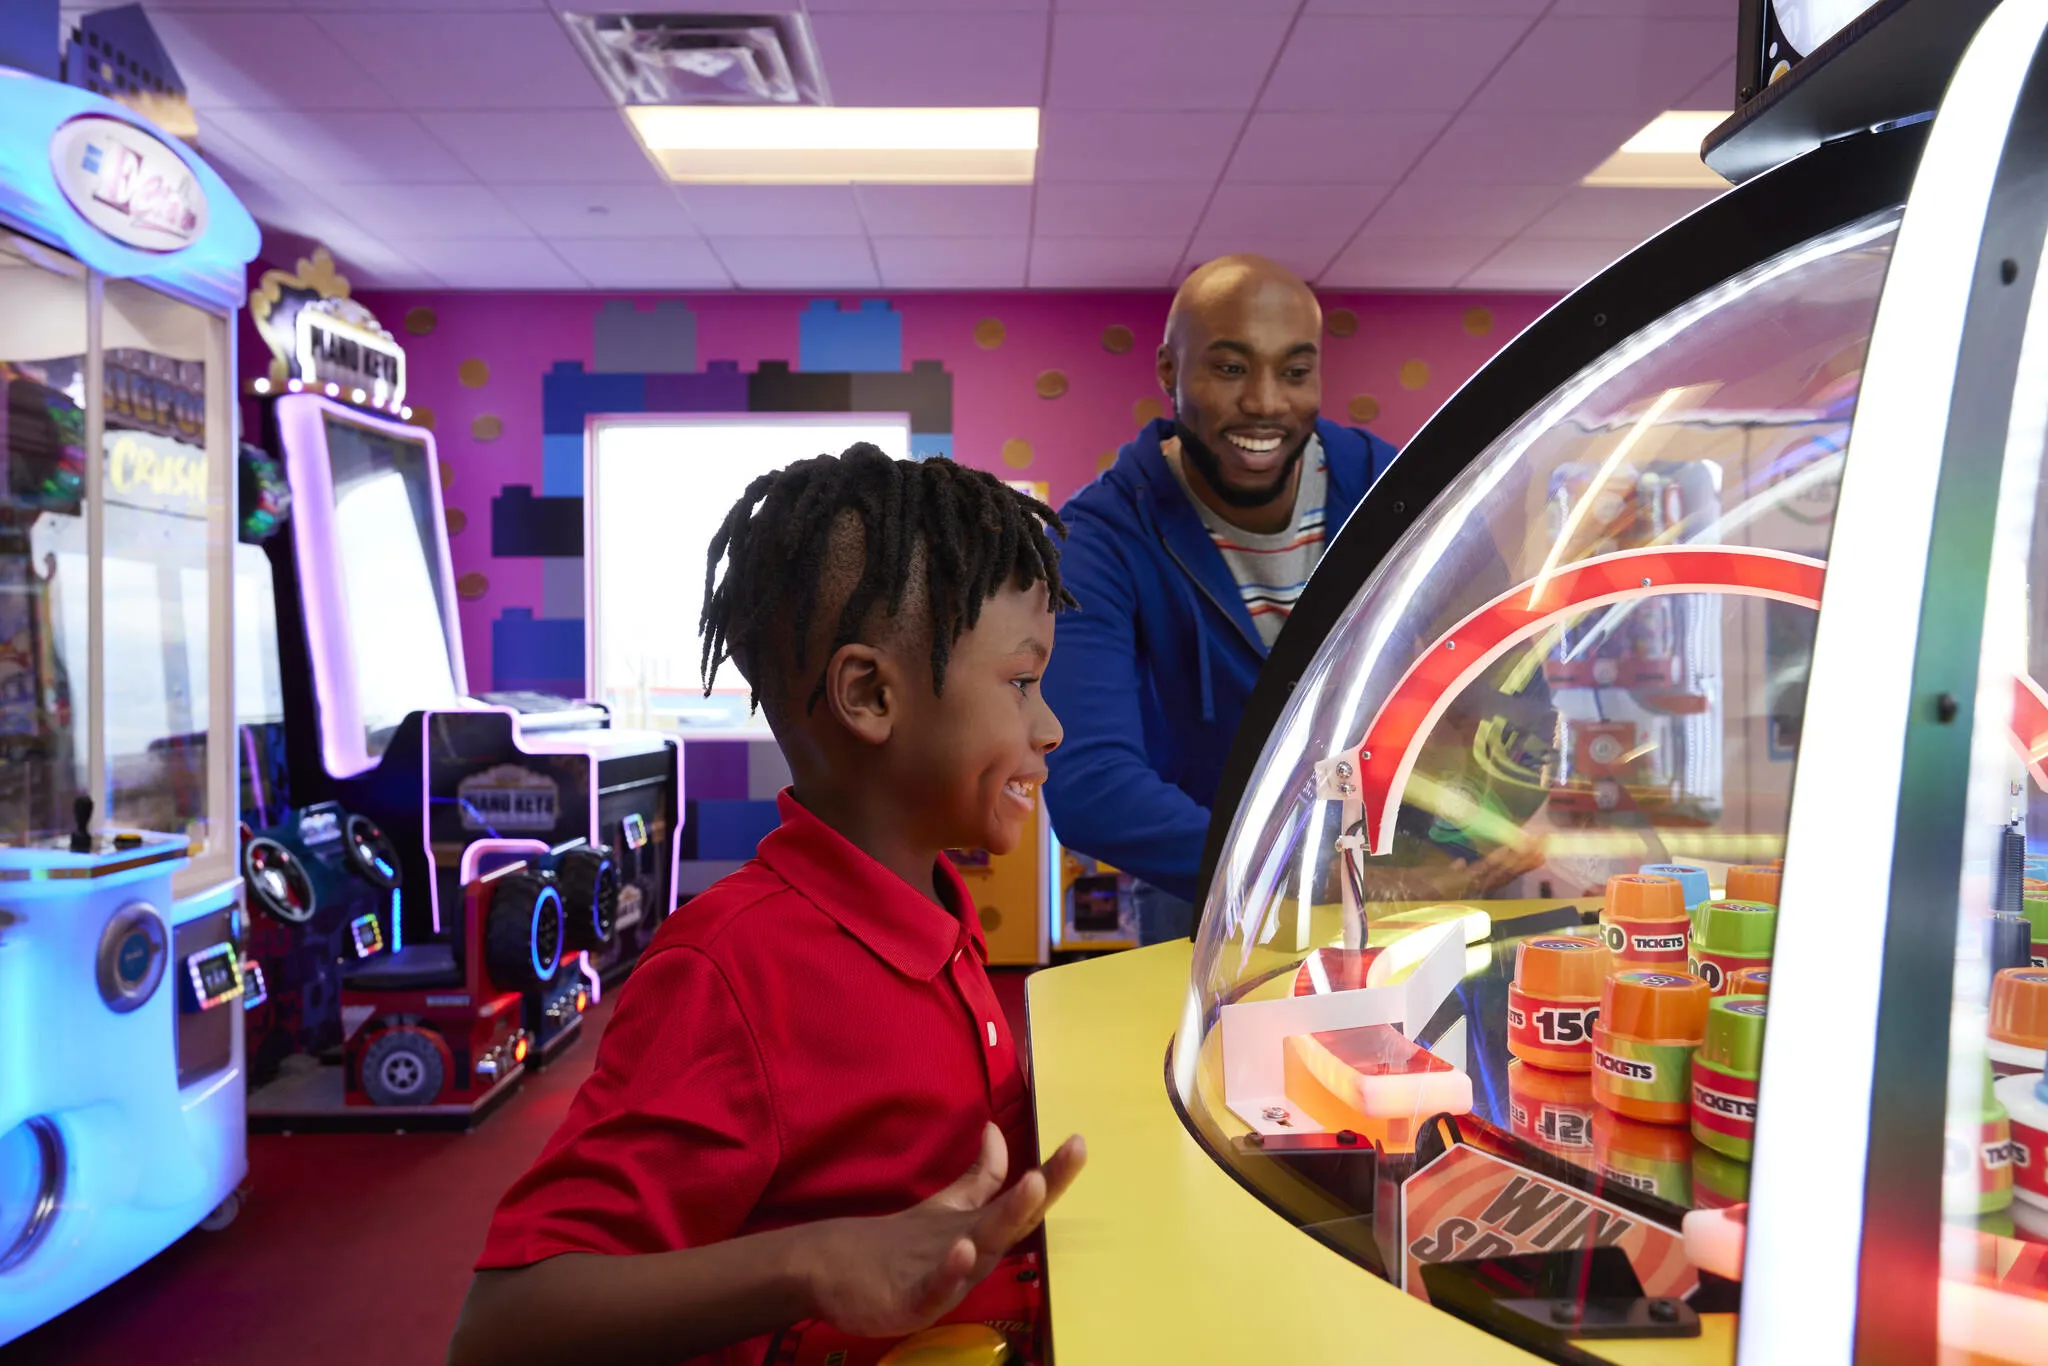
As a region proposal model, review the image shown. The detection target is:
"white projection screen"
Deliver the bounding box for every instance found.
[589,415,913,739]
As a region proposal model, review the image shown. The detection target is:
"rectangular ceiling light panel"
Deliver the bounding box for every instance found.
[1583,110,1733,189]
[628,106,1038,184]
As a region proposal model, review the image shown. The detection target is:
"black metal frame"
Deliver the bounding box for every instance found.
[1192,120,1930,932]
[1849,32,2048,1363]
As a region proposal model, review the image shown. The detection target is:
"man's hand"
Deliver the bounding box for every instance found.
[799,1125,1087,1339]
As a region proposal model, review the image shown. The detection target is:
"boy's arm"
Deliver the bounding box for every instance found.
[448,1126,1086,1366]
[1041,513,1210,902]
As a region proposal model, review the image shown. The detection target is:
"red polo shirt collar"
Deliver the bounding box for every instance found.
[756,789,986,980]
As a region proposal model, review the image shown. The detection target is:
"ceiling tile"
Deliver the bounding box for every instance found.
[1359,182,1564,239]
[306,184,533,239]
[1263,16,1534,111]
[1026,236,1180,288]
[202,154,442,288]
[199,108,478,185]
[1037,110,1245,183]
[1181,233,1351,282]
[854,186,1032,237]
[306,0,552,9]
[1054,0,1299,10]
[150,11,387,110]
[1461,237,1636,290]
[1470,17,1728,114]
[1224,111,1447,184]
[873,237,1029,287]
[810,11,1047,105]
[1046,13,1292,110]
[1320,233,1505,288]
[382,238,585,289]
[679,186,866,237]
[1199,182,1389,237]
[1305,0,1546,12]
[1682,60,1737,107]
[496,184,694,238]
[1551,0,1735,14]
[552,237,732,288]
[712,236,880,288]
[311,10,610,110]
[1403,111,1642,184]
[420,110,657,184]
[1520,185,1721,240]
[1033,181,1210,237]
[807,0,1043,9]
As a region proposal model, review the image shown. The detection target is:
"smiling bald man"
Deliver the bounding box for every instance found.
[1041,255,1399,943]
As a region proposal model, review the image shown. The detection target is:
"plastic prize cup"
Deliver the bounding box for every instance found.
[1598,874,1690,970]
[1639,863,1710,912]
[1507,1059,1598,1157]
[1990,968,2048,1074]
[1691,1142,1750,1210]
[1591,970,1711,1125]
[1943,1059,2014,1218]
[1724,865,1782,907]
[1995,1049,2048,1234]
[1593,1107,1695,1206]
[1692,995,1766,1160]
[1689,900,1777,995]
[1507,936,1613,1072]
[1726,965,1771,997]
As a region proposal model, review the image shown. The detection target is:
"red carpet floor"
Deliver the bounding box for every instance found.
[5,969,1037,1366]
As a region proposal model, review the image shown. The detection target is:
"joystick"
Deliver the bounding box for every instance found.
[70,794,93,854]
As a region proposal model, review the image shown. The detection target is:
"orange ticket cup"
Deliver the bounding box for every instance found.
[1599,874,1690,969]
[1591,970,1712,1125]
[1725,865,1782,906]
[1508,1060,1598,1158]
[1593,1107,1695,1206]
[1726,965,1771,997]
[1991,969,2048,1075]
[1507,936,1612,1071]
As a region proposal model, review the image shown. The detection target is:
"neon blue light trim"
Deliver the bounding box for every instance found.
[390,887,403,953]
[0,70,259,310]
[531,886,563,980]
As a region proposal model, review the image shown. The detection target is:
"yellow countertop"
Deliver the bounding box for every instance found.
[1026,940,1734,1366]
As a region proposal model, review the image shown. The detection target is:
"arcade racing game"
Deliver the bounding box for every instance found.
[0,75,260,1345]
[1028,1,2048,1361]
[239,265,679,1126]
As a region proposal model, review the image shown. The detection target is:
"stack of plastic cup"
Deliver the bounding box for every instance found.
[1507,936,1613,1071]
[1990,968,2048,1074]
[1639,863,1710,914]
[1690,900,1777,995]
[1692,996,1766,1160]
[1944,1058,2014,1223]
[1994,1046,2048,1240]
[1598,874,1690,970]
[1725,865,1782,906]
[1592,970,1711,1125]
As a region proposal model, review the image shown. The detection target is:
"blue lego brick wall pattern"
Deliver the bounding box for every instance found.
[493,609,584,699]
[494,485,583,557]
[684,741,748,801]
[799,300,901,373]
[594,299,696,374]
[690,799,782,861]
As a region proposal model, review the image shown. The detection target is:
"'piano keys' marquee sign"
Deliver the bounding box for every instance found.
[251,247,407,411]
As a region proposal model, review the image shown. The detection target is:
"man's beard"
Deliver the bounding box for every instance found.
[1175,419,1310,510]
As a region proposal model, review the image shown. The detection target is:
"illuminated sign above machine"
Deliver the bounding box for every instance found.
[47,114,207,252]
[251,248,409,414]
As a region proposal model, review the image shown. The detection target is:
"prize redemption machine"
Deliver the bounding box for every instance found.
[238,267,679,1128]
[0,76,261,1344]
[1023,1,2048,1362]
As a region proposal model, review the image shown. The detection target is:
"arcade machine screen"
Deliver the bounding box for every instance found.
[1173,210,1901,1357]
[321,413,461,757]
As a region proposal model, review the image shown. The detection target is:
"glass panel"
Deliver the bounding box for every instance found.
[1934,283,2048,1355]
[1172,210,1900,1357]
[590,415,911,736]
[320,411,460,757]
[97,276,217,856]
[0,235,89,846]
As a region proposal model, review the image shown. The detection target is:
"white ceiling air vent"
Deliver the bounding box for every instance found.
[562,12,828,107]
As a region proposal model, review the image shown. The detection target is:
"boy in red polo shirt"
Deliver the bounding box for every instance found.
[448,448,1087,1366]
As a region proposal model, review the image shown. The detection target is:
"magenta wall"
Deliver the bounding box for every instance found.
[263,287,1555,692]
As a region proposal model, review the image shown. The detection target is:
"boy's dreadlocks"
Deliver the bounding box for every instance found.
[700,444,1077,716]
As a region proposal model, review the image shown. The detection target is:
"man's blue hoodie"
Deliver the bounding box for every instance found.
[1042,417,1398,903]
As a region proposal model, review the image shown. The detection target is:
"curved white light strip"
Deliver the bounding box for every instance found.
[1740,3,2048,1360]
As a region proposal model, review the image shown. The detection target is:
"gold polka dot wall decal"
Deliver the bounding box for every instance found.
[979,904,1002,932]
[457,358,490,389]
[1001,438,1034,469]
[471,414,503,442]
[1101,325,1134,354]
[410,405,436,431]
[973,317,1006,349]
[1463,306,1494,337]
[1132,397,1165,425]
[1097,449,1117,471]
[1348,395,1382,424]
[1399,360,1430,391]
[1035,370,1068,400]
[456,571,489,600]
[1326,308,1358,338]
[438,459,454,488]
[445,507,468,537]
[404,306,438,337]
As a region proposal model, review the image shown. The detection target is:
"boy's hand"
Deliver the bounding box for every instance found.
[799,1124,1087,1339]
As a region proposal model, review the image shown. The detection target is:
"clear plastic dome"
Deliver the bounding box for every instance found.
[1172,209,1901,1295]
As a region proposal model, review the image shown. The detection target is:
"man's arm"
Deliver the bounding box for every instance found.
[448,1127,1086,1366]
[1042,512,1209,902]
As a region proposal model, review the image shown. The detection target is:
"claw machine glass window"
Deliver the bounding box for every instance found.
[1171,206,1899,1355]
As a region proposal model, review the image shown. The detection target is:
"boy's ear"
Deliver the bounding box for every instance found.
[820,642,896,746]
